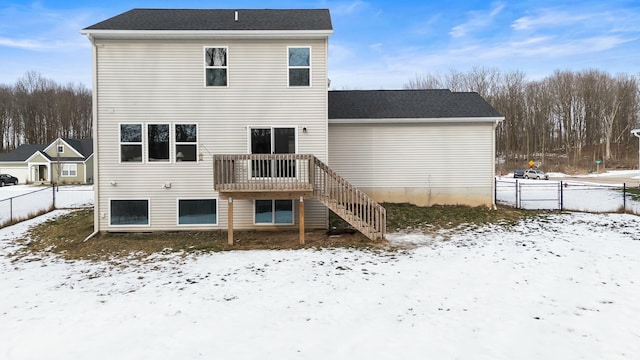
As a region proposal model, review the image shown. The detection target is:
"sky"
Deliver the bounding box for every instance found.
[0,0,639,90]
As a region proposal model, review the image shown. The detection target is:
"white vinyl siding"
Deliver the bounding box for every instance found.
[94,37,329,231]
[329,122,496,206]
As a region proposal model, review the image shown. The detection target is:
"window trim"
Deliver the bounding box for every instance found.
[109,198,151,227]
[287,46,312,87]
[174,123,198,163]
[61,163,77,177]
[176,198,219,226]
[253,199,295,225]
[147,123,171,164]
[204,46,229,88]
[119,123,143,164]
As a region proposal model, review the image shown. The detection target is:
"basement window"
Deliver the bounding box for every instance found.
[255,199,294,224]
[110,199,149,226]
[178,199,217,225]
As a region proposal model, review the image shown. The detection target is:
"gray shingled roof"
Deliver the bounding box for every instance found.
[64,138,94,158]
[0,144,46,162]
[0,139,93,162]
[328,90,502,119]
[83,9,333,31]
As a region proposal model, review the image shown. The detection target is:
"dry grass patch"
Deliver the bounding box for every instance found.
[15,204,540,262]
[384,203,539,233]
[18,209,379,262]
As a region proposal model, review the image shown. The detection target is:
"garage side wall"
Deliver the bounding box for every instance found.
[328,122,495,207]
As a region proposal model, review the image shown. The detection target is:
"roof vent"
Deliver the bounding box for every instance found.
[234,11,238,22]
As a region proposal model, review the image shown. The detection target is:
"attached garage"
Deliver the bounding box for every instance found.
[328,90,504,207]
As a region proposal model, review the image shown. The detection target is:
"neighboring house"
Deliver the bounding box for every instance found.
[81,9,503,241]
[0,138,94,184]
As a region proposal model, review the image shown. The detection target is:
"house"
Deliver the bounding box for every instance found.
[0,138,94,184]
[81,9,503,242]
[328,90,503,206]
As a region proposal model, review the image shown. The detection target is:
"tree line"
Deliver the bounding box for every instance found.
[0,71,92,153]
[405,68,640,167]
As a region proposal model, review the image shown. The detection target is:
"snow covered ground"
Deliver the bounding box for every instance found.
[0,185,92,226]
[497,170,640,213]
[1,208,640,359]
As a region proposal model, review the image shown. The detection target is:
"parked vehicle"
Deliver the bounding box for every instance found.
[0,173,19,186]
[513,169,525,178]
[524,169,549,180]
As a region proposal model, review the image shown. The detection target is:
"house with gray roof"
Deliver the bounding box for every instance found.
[81,9,503,242]
[0,138,94,184]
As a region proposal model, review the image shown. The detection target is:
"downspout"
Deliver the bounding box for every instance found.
[84,33,100,242]
[491,117,505,210]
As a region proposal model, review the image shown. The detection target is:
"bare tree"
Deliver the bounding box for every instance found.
[0,72,92,152]
[403,68,640,169]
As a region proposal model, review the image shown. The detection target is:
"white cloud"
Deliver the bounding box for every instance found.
[0,37,44,50]
[330,0,369,16]
[511,9,592,31]
[449,3,505,38]
[0,35,89,52]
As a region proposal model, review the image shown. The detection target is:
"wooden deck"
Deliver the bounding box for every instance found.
[214,154,386,243]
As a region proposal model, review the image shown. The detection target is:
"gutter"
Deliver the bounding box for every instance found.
[329,116,505,124]
[80,29,334,40]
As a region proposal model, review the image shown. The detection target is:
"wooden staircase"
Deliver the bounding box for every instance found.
[311,157,386,241]
[213,154,386,241]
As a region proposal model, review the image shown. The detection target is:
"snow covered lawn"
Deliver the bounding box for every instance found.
[1,210,639,359]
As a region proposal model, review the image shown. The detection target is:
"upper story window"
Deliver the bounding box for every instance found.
[57,145,64,153]
[175,124,197,162]
[288,47,311,87]
[148,124,170,162]
[120,124,142,163]
[205,47,228,87]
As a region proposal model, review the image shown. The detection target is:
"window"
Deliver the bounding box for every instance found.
[255,199,293,224]
[110,199,149,225]
[205,47,228,86]
[61,163,77,177]
[288,47,310,86]
[120,124,142,162]
[57,145,64,153]
[148,124,169,162]
[175,124,197,162]
[178,199,217,225]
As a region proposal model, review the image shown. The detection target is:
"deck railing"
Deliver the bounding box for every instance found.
[311,157,386,240]
[213,154,314,192]
[213,154,386,240]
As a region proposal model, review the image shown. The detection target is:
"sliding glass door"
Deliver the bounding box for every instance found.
[250,127,296,178]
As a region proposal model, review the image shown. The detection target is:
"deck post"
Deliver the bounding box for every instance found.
[228,197,234,245]
[299,196,305,245]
